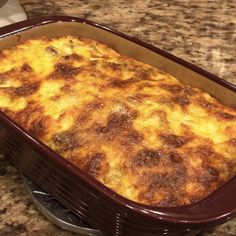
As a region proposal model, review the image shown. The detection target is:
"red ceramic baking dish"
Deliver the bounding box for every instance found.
[0,16,235,236]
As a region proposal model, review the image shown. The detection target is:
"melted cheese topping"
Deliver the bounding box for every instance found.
[0,36,236,207]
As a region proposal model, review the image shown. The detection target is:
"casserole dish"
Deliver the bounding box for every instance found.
[0,16,235,236]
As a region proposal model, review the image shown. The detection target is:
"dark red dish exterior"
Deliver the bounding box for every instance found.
[0,16,236,236]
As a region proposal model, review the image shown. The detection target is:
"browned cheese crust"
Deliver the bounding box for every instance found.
[0,36,236,207]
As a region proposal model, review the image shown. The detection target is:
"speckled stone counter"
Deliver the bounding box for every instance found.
[0,0,236,235]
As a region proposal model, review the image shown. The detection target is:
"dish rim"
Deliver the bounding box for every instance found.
[0,15,236,227]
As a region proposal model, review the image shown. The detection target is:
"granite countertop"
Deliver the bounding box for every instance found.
[0,0,236,235]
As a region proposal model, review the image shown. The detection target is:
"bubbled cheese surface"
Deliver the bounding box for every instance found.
[0,36,236,206]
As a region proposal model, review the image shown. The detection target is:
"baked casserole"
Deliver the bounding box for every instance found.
[0,36,235,207]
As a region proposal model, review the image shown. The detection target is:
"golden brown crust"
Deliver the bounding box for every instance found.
[0,36,235,207]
